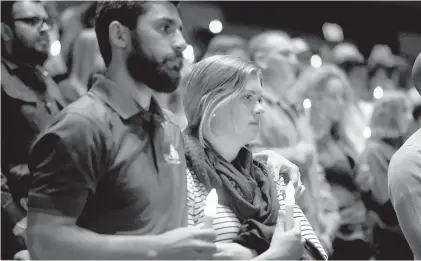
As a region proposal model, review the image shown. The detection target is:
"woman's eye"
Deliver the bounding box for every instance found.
[245,95,252,100]
[258,97,263,103]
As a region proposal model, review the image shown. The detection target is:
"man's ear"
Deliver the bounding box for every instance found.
[253,51,269,70]
[108,21,130,49]
[1,22,14,43]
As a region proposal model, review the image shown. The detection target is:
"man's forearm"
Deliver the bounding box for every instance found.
[28,225,166,260]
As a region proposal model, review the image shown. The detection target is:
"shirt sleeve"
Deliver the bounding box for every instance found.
[388,145,421,260]
[28,112,108,218]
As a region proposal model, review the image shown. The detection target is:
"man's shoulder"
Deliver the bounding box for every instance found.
[388,130,421,182]
[41,94,112,141]
[62,93,113,127]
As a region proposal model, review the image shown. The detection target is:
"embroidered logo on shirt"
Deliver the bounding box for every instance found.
[164,144,181,164]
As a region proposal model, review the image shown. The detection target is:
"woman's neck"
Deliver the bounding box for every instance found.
[206,135,243,163]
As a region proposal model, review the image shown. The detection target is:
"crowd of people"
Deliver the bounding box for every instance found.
[1,1,421,260]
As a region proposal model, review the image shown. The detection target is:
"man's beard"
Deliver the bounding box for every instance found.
[13,38,49,66]
[127,33,183,94]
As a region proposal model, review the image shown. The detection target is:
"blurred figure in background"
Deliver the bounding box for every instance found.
[368,44,399,92]
[43,1,67,78]
[58,29,105,104]
[291,65,373,259]
[54,2,96,83]
[388,53,421,260]
[248,30,338,255]
[356,90,413,260]
[332,43,371,154]
[201,34,249,60]
[292,37,312,76]
[1,0,66,259]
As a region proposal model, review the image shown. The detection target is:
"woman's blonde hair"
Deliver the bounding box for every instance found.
[370,90,411,139]
[182,55,262,146]
[290,64,359,151]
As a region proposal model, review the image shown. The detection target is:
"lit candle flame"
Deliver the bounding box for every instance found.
[203,189,218,228]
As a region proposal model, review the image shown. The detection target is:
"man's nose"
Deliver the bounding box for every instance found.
[173,31,187,52]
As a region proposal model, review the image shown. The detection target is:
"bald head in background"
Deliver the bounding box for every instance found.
[412,53,421,95]
[249,30,298,92]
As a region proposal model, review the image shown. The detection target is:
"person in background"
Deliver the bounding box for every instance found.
[1,1,66,259]
[202,34,250,60]
[183,55,326,260]
[43,1,67,78]
[57,2,96,71]
[292,37,312,76]
[332,43,372,155]
[388,52,421,260]
[356,90,413,259]
[291,64,372,259]
[248,31,339,255]
[368,44,399,92]
[58,29,105,104]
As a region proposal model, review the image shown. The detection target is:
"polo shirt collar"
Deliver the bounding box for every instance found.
[90,74,166,121]
[2,57,19,72]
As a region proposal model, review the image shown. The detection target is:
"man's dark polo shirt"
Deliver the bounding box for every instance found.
[28,75,188,234]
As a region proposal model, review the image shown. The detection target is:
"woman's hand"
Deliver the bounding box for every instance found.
[253,150,305,199]
[263,211,305,260]
[212,242,257,260]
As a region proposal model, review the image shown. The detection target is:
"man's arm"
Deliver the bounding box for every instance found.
[388,145,421,260]
[27,212,167,260]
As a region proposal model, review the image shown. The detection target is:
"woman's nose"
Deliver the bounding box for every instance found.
[254,102,265,115]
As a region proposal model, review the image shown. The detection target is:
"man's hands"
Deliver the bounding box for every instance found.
[158,227,217,260]
[254,150,305,199]
[213,242,257,260]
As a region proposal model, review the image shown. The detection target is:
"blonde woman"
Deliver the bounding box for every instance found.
[182,55,327,260]
[290,64,372,259]
[356,90,413,259]
[58,29,105,104]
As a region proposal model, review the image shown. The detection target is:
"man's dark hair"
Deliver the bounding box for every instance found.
[1,1,16,24]
[94,1,179,66]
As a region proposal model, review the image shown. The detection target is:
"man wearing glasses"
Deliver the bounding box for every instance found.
[1,1,65,259]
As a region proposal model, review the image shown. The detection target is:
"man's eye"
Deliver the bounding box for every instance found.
[161,24,172,34]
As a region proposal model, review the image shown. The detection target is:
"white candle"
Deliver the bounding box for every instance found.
[203,188,218,229]
[284,182,295,230]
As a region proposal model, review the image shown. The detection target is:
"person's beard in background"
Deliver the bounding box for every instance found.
[5,33,49,67]
[127,31,183,94]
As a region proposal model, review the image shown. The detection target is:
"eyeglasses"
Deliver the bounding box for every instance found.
[13,16,54,29]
